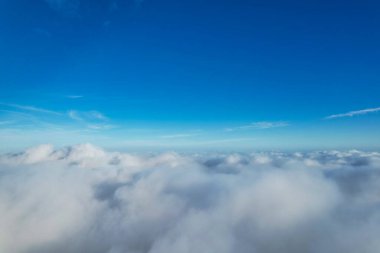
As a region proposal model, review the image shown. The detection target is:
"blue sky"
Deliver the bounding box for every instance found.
[0,0,380,151]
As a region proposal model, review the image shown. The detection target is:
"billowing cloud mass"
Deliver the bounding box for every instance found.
[1,144,380,253]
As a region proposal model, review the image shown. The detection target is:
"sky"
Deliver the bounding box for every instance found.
[0,0,380,151]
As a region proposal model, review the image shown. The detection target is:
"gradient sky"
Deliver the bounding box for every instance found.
[0,0,380,151]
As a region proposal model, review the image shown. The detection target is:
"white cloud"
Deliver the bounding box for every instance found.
[1,145,380,252]
[325,107,380,119]
[195,137,257,145]
[68,111,112,131]
[68,110,83,121]
[66,95,83,99]
[89,110,108,121]
[160,133,200,139]
[68,110,108,122]
[225,121,289,131]
[68,110,110,130]
[0,103,112,132]
[0,103,61,115]
[87,124,116,130]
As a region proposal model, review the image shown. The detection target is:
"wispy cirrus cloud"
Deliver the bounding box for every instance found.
[68,110,108,122]
[68,110,113,130]
[90,111,108,121]
[87,124,116,130]
[66,95,83,99]
[0,102,112,131]
[196,137,257,145]
[67,110,82,121]
[0,103,62,116]
[325,107,380,119]
[160,133,201,139]
[225,121,289,132]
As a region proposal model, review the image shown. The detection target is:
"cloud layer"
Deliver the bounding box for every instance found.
[1,145,380,253]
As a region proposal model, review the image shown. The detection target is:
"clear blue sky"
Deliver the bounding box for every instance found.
[0,0,380,151]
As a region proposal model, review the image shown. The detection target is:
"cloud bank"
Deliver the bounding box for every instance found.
[1,145,380,253]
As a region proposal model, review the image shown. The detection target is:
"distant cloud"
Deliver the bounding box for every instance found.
[68,110,108,122]
[325,107,380,119]
[66,95,83,99]
[68,110,82,121]
[160,133,201,139]
[68,110,111,130]
[87,124,116,130]
[89,111,108,121]
[197,137,257,145]
[0,103,61,116]
[225,121,289,131]
[0,103,113,131]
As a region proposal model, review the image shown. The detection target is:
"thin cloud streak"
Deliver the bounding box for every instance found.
[66,95,83,99]
[225,121,289,132]
[325,107,380,119]
[0,104,111,132]
[196,137,257,145]
[67,110,112,131]
[0,103,62,115]
[68,110,82,121]
[160,133,200,139]
[89,111,108,121]
[68,110,108,122]
[87,124,116,130]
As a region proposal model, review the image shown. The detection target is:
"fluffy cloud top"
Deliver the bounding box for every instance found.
[1,145,380,253]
